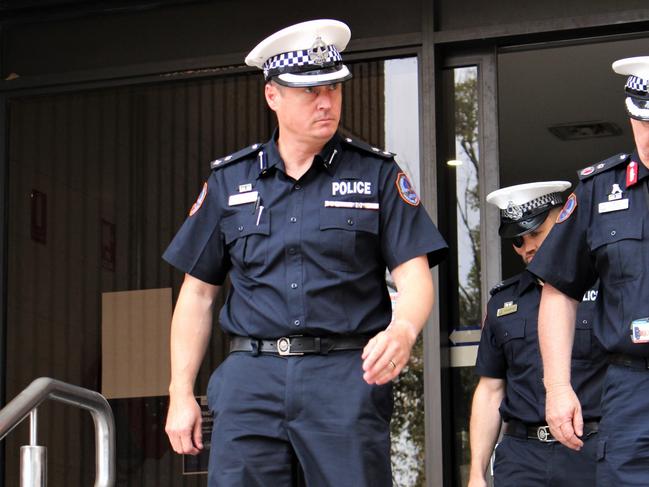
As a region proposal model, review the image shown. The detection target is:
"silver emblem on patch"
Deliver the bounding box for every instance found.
[308,37,328,65]
[505,201,523,221]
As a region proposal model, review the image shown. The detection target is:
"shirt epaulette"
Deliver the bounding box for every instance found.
[340,136,394,159]
[577,153,630,180]
[210,143,263,170]
[489,275,520,296]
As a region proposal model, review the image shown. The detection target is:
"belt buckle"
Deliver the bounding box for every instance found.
[277,337,303,356]
[536,426,555,443]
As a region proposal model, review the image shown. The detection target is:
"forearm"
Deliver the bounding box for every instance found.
[538,283,578,389]
[169,274,220,397]
[469,378,505,481]
[390,255,434,342]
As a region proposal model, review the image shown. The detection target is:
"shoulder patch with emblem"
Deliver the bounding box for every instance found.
[210,143,262,170]
[489,274,520,296]
[189,181,208,216]
[556,192,577,223]
[396,172,420,206]
[341,136,394,159]
[578,153,629,180]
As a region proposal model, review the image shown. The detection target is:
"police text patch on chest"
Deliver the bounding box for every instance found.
[332,181,372,196]
[598,198,629,214]
[496,301,518,317]
[631,318,649,344]
[228,191,258,206]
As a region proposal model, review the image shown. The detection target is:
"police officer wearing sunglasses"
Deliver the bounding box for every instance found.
[469,182,606,487]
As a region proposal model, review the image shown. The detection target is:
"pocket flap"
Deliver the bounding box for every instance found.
[319,207,379,234]
[590,219,642,251]
[222,212,270,244]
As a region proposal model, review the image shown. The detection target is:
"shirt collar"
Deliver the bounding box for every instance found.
[515,270,540,297]
[258,129,345,179]
[631,149,649,185]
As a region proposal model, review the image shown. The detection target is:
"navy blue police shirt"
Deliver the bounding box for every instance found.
[529,150,649,356]
[163,131,448,339]
[475,271,606,423]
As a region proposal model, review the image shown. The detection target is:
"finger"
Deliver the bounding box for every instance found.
[361,336,377,360]
[362,335,388,372]
[179,430,200,455]
[193,417,204,450]
[363,342,399,381]
[558,421,583,450]
[572,408,584,438]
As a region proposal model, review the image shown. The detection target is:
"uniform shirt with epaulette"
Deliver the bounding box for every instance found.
[163,130,448,339]
[475,271,606,424]
[529,150,649,356]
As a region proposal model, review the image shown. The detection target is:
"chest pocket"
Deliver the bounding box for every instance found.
[319,207,379,271]
[222,211,270,269]
[590,219,643,284]
[494,318,527,370]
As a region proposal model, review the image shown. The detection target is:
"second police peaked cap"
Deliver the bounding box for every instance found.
[612,56,649,121]
[245,19,352,88]
[486,181,571,239]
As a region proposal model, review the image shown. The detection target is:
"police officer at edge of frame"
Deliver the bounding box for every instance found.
[468,182,606,487]
[529,56,649,486]
[162,19,448,486]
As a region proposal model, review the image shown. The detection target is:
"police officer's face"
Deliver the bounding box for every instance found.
[512,210,559,265]
[630,118,649,167]
[265,82,342,144]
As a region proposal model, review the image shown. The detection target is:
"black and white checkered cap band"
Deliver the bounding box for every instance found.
[625,75,649,95]
[500,192,564,221]
[263,46,343,79]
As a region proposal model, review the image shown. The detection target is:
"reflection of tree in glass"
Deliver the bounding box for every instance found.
[455,74,481,330]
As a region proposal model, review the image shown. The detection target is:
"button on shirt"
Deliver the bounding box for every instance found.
[475,271,606,423]
[163,132,448,339]
[529,150,649,356]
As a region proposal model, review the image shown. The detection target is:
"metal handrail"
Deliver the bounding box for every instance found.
[0,377,115,486]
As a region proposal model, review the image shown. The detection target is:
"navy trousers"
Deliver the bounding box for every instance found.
[206,351,393,487]
[494,433,598,487]
[596,364,649,486]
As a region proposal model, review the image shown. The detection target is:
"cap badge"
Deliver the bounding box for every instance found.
[308,37,328,65]
[505,201,523,221]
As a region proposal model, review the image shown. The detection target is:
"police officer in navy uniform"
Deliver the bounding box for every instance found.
[468,182,606,487]
[162,19,447,486]
[529,56,649,486]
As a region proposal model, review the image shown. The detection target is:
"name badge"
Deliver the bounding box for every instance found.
[631,318,649,344]
[598,199,629,214]
[496,301,518,317]
[228,191,258,206]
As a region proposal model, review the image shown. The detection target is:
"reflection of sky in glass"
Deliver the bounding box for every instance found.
[454,67,480,326]
[385,57,420,190]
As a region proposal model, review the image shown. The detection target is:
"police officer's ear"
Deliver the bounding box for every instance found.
[264,81,283,112]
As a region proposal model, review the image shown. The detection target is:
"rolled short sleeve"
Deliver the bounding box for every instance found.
[528,183,598,301]
[378,161,448,270]
[474,313,506,378]
[162,174,230,285]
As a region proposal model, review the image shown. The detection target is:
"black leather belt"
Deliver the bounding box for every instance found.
[504,419,599,442]
[229,335,370,356]
[608,353,649,370]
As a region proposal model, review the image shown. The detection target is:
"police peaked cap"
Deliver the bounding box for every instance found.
[245,19,352,88]
[612,56,649,122]
[486,181,571,239]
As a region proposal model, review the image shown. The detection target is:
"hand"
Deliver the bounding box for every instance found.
[165,393,204,455]
[361,320,417,385]
[545,383,584,450]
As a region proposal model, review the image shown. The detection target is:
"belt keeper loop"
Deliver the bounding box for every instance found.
[320,337,330,355]
[250,338,261,356]
[314,337,321,354]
